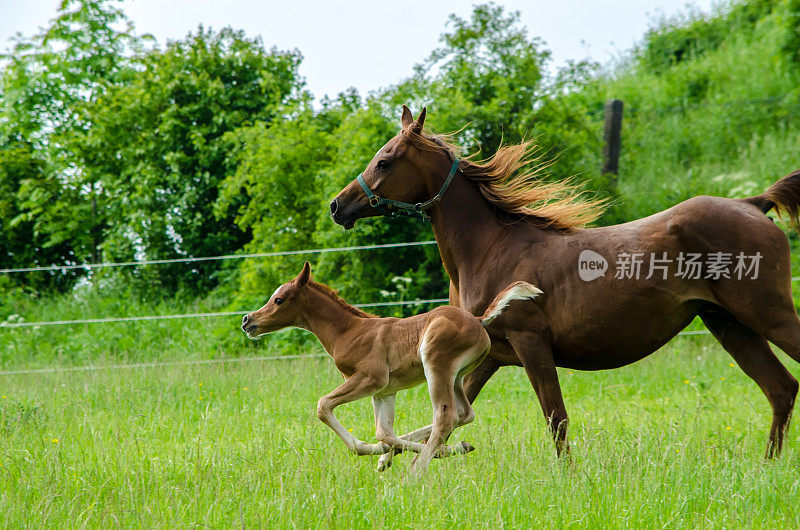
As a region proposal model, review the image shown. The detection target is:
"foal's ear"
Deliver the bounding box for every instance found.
[411,107,426,134]
[296,261,311,286]
[401,105,413,129]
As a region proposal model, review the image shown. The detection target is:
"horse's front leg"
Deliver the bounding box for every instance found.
[506,330,570,456]
[316,374,392,456]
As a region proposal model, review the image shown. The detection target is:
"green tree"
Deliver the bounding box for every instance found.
[0,0,145,286]
[0,143,79,292]
[389,3,603,194]
[217,90,449,311]
[76,27,304,292]
[392,2,549,153]
[0,0,144,145]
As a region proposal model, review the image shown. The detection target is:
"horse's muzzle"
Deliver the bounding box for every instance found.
[330,200,358,229]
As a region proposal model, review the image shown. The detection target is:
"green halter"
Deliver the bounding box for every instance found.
[356,157,459,221]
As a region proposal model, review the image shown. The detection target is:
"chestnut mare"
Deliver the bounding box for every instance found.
[331,105,800,459]
[241,261,542,475]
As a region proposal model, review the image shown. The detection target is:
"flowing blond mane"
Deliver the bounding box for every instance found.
[309,280,377,318]
[402,130,607,231]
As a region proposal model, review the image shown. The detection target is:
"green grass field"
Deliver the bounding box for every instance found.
[3,327,800,528]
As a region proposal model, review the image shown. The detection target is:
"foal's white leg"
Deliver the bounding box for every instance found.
[373,394,396,441]
[376,425,432,471]
[317,374,392,456]
[377,376,475,470]
[373,395,430,471]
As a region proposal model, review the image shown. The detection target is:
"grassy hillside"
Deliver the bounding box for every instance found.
[577,0,800,224]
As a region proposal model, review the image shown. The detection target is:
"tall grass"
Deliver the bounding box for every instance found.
[2,336,800,527]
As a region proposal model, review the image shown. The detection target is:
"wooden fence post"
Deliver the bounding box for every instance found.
[602,99,624,178]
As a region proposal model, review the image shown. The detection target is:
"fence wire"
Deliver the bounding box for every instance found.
[0,298,451,329]
[0,240,438,274]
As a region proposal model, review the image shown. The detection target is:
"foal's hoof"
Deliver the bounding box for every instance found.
[377,456,392,472]
[459,441,475,454]
[434,440,475,458]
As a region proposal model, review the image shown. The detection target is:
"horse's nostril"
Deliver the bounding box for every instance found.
[242,314,250,328]
[330,198,338,216]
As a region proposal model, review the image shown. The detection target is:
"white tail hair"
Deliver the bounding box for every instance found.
[479,281,543,326]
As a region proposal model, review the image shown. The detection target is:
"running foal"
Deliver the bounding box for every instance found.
[241,262,541,475]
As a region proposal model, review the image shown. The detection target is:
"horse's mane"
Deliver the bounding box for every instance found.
[309,280,377,318]
[402,129,606,231]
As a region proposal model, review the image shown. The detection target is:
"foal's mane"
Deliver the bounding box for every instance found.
[402,129,606,231]
[308,280,377,318]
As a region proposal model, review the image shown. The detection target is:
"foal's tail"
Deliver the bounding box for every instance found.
[742,168,800,231]
[479,281,543,327]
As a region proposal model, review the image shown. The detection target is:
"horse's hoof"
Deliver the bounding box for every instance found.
[460,441,475,453]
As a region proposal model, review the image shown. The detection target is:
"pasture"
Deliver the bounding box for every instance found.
[3,323,800,528]
[4,0,800,527]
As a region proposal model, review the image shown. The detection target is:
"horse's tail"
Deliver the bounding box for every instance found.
[479,281,542,327]
[742,169,800,231]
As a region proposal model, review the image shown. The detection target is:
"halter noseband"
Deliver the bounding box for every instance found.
[356,157,459,221]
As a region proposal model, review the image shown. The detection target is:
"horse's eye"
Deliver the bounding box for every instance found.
[377,160,391,171]
[274,298,284,305]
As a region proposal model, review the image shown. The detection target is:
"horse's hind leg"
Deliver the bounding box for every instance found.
[464,354,502,402]
[377,346,485,472]
[406,367,460,479]
[453,375,477,429]
[747,305,800,369]
[700,308,799,458]
[376,374,477,472]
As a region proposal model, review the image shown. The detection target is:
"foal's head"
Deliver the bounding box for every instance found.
[241,261,312,338]
[330,105,452,229]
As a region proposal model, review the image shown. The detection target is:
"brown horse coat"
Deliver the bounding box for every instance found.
[331,105,800,458]
[241,261,541,475]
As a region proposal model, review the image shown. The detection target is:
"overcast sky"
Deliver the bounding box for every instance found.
[1,0,718,99]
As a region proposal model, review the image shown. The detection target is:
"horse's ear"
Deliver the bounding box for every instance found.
[296,261,311,286]
[401,105,413,129]
[411,107,426,134]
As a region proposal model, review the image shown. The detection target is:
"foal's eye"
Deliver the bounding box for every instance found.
[274,298,284,305]
[377,160,391,171]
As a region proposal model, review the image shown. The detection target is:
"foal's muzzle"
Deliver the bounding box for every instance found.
[241,314,258,334]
